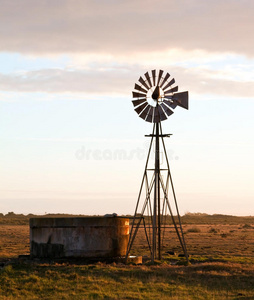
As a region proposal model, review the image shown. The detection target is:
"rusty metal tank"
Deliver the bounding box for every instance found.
[30,216,129,258]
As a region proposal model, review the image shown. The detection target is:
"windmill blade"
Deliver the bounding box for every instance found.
[169,101,178,109]
[164,86,178,95]
[139,105,151,121]
[164,95,175,100]
[146,116,153,123]
[161,103,174,116]
[163,99,177,109]
[135,102,148,114]
[152,70,156,86]
[138,76,150,90]
[132,98,147,107]
[163,99,173,106]
[144,72,152,88]
[157,70,164,86]
[146,107,154,123]
[134,83,147,94]
[153,107,160,123]
[159,72,170,88]
[162,78,175,91]
[172,91,189,109]
[132,91,147,98]
[158,105,167,121]
[164,95,172,100]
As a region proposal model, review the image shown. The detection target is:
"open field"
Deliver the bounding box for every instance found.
[0,214,254,299]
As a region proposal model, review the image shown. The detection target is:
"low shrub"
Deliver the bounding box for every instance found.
[209,228,218,234]
[186,227,201,233]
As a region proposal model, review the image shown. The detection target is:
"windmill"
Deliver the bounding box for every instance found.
[125,70,189,263]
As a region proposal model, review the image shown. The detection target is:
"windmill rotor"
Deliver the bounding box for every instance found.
[132,70,188,123]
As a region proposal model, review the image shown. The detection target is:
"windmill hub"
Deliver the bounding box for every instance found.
[151,86,161,100]
[147,86,163,107]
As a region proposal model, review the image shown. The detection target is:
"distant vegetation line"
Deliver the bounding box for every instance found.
[0,212,253,225]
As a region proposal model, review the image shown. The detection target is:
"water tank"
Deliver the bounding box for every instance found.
[30,217,129,258]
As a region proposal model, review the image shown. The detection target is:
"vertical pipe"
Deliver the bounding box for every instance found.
[152,121,160,261]
[156,122,161,260]
[152,163,157,262]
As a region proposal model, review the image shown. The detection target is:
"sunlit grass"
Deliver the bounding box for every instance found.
[0,260,254,299]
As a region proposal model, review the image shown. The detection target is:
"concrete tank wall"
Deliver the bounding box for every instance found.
[30,217,129,258]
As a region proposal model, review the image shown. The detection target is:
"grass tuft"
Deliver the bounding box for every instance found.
[186,227,201,233]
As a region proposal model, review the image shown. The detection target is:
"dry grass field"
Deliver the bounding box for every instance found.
[0,213,254,299]
[130,223,254,258]
[0,225,29,259]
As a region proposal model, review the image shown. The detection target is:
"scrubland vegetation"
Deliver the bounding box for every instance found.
[0,212,254,299]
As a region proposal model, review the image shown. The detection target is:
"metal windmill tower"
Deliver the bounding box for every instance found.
[125,70,189,263]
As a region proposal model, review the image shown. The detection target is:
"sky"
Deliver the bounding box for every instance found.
[0,0,254,216]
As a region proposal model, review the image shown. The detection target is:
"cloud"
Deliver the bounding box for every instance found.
[0,67,133,94]
[0,0,254,56]
[1,0,253,99]
[0,64,254,98]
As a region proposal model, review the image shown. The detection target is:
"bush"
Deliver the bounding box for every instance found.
[187,227,201,233]
[209,228,218,234]
[220,233,228,238]
[242,224,252,229]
